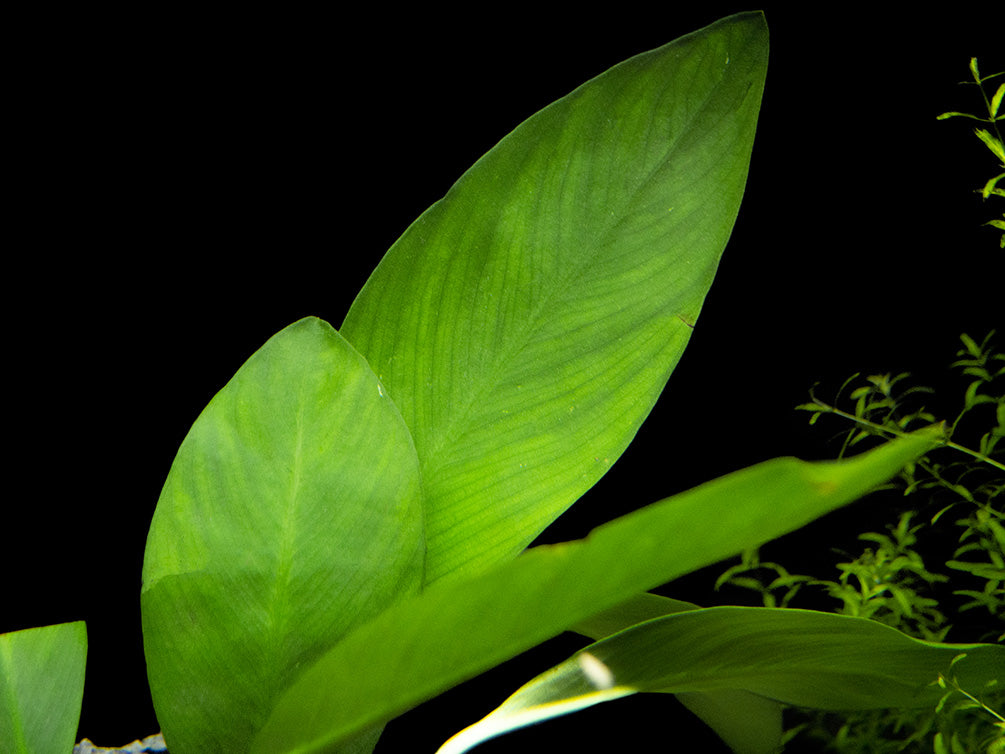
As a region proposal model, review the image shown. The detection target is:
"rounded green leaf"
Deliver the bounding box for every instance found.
[342,11,769,586]
[140,317,423,753]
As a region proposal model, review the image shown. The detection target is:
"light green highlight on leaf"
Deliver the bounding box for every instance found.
[0,622,86,754]
[439,607,1003,753]
[436,658,634,754]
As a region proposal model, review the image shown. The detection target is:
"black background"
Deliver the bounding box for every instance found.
[6,4,1004,751]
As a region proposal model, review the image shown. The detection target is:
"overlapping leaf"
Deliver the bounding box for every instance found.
[341,11,770,586]
[140,318,424,753]
[438,606,1005,753]
[251,428,942,753]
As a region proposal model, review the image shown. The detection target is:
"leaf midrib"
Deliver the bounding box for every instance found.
[415,57,737,483]
[266,390,307,668]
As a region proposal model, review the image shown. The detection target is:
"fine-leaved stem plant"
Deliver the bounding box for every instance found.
[937,57,1005,248]
[719,331,1004,752]
[934,656,1005,754]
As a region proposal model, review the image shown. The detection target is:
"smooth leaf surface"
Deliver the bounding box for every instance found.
[341,11,769,586]
[574,592,783,754]
[439,607,1004,754]
[0,621,86,754]
[141,317,424,753]
[573,591,699,638]
[252,428,942,753]
[675,689,783,754]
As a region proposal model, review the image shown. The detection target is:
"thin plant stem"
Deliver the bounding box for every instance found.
[807,398,1005,472]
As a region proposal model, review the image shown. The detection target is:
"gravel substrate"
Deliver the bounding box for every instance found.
[73,733,167,753]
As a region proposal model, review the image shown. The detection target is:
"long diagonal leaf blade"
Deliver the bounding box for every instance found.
[572,593,782,754]
[140,317,424,753]
[341,11,769,585]
[0,622,87,754]
[251,428,942,753]
[438,607,1004,754]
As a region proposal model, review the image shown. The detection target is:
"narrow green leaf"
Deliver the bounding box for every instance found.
[437,607,1003,753]
[251,428,942,753]
[341,11,769,586]
[572,593,783,754]
[140,317,424,753]
[981,172,1004,199]
[0,622,87,754]
[974,128,1005,163]
[969,57,981,82]
[936,111,986,121]
[946,560,1005,580]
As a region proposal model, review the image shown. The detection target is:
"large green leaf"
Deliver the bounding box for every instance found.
[0,621,87,754]
[437,607,1005,754]
[251,428,942,753]
[341,11,769,586]
[140,317,424,753]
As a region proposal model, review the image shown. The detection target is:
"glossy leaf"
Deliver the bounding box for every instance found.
[140,317,424,753]
[251,428,942,753]
[341,11,769,586]
[439,607,1004,753]
[0,621,87,754]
